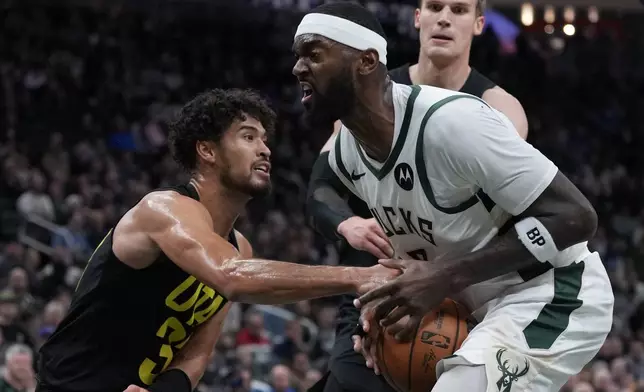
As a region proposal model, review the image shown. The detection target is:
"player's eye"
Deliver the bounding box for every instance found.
[244,134,255,141]
[428,3,442,12]
[452,6,466,14]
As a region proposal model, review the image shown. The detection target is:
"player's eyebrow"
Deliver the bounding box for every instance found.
[292,36,325,54]
[238,125,268,139]
[452,1,471,8]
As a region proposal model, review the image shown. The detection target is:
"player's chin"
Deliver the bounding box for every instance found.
[426,45,457,58]
[303,107,335,129]
[247,176,272,197]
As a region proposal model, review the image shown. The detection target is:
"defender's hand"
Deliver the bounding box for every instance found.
[355,264,400,296]
[355,259,450,330]
[337,217,394,259]
[353,299,385,375]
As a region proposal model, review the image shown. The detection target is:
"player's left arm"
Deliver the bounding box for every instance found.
[433,99,596,290]
[153,305,225,391]
[482,87,529,140]
[137,230,254,392]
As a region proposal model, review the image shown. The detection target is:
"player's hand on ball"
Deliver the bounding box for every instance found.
[123,385,149,392]
[337,217,394,259]
[355,258,449,333]
[385,314,422,342]
[353,301,383,375]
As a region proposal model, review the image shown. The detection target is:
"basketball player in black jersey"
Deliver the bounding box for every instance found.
[305,1,528,392]
[36,89,397,392]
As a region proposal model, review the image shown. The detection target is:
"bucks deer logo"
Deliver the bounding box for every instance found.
[495,348,529,392]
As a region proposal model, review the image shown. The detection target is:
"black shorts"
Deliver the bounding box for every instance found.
[309,320,396,392]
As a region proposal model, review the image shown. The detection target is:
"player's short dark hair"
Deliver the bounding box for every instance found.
[418,0,487,16]
[169,88,276,172]
[310,2,387,39]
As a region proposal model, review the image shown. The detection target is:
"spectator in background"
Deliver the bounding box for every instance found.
[15,171,54,221]
[0,292,31,347]
[629,340,644,380]
[0,343,36,392]
[0,244,24,277]
[273,319,310,364]
[51,211,92,263]
[4,267,37,321]
[229,368,271,392]
[236,311,272,363]
[302,369,322,392]
[34,300,66,347]
[570,382,594,392]
[269,365,296,392]
[289,352,310,392]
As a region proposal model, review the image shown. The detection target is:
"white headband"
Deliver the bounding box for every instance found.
[294,13,387,65]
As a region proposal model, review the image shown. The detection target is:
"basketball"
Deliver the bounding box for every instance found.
[376,299,470,392]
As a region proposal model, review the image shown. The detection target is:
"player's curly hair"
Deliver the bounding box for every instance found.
[168,88,276,172]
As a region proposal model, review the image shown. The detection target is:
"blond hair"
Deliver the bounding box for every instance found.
[418,0,486,16]
[477,0,487,16]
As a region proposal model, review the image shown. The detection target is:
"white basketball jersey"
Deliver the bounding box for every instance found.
[328,82,591,314]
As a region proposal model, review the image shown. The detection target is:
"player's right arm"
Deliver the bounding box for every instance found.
[306,124,393,259]
[113,191,395,304]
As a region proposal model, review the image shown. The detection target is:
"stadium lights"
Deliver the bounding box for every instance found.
[544,24,555,34]
[521,3,534,26]
[563,24,576,36]
[564,6,575,23]
[544,5,556,24]
[588,6,599,23]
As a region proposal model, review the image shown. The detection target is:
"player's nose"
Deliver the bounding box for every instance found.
[258,141,271,159]
[437,9,452,27]
[292,58,307,78]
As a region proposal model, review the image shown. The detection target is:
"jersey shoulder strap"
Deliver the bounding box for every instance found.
[413,93,497,214]
[328,126,360,194]
[460,67,497,98]
[155,183,239,250]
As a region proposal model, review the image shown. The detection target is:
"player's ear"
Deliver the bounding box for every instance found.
[473,14,485,36]
[196,140,217,165]
[414,7,421,29]
[358,49,380,76]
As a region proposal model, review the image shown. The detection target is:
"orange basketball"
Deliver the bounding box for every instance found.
[376,299,470,392]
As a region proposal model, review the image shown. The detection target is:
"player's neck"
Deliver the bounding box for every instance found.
[340,81,395,163]
[412,53,471,91]
[189,176,247,237]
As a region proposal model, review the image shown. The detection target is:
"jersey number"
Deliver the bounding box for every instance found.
[138,276,226,385]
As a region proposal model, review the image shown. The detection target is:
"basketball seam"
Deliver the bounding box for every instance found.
[450,299,460,355]
[379,333,405,392]
[406,316,423,392]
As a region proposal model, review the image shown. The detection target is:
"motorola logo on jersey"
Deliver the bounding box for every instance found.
[394,162,414,191]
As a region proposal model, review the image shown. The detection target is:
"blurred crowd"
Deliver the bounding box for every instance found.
[0,1,643,392]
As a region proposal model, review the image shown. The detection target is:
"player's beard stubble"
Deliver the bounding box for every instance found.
[303,66,356,130]
[217,153,272,198]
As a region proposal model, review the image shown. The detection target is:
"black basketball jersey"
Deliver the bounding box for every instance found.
[37,183,236,392]
[388,63,497,97]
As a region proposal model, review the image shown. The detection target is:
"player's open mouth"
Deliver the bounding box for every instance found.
[431,34,453,43]
[253,162,271,177]
[300,82,314,104]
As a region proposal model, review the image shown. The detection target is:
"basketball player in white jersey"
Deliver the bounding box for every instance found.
[305,2,527,392]
[292,3,613,392]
